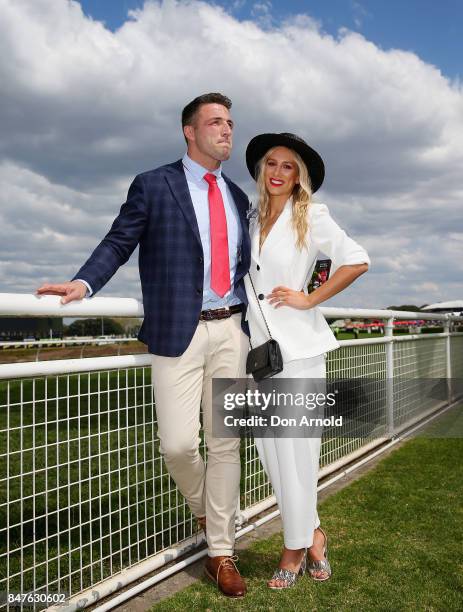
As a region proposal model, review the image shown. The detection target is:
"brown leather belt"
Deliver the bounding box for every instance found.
[199,304,244,321]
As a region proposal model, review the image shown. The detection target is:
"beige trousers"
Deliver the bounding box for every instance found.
[151,313,248,557]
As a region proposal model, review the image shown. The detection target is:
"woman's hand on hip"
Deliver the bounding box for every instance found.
[267,286,314,310]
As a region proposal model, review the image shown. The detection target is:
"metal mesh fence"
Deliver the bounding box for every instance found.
[450,335,463,380]
[393,338,447,428]
[0,333,461,608]
[0,368,197,605]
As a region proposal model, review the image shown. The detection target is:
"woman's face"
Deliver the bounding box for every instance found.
[263,146,299,198]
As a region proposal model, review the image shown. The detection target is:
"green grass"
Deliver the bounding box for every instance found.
[152,425,463,611]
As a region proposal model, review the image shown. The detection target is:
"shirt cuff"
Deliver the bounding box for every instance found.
[75,279,93,297]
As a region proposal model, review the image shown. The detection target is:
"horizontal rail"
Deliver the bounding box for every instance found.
[393,332,449,341]
[319,306,459,321]
[0,353,152,379]
[0,337,139,349]
[332,332,463,348]
[0,293,144,317]
[1,293,463,322]
[333,336,391,347]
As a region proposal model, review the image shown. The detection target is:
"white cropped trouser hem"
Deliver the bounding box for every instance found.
[254,353,326,549]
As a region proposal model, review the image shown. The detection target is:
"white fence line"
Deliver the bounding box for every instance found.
[0,338,139,350]
[0,354,152,380]
[0,294,144,318]
[1,292,462,322]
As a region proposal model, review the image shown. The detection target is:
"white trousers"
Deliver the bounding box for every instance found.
[151,313,248,557]
[254,353,326,549]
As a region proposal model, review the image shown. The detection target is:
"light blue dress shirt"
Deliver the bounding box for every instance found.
[77,153,243,310]
[182,153,242,310]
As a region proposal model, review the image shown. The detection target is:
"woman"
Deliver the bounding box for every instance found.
[244,133,370,588]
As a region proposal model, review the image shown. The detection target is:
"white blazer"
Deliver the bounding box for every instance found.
[244,200,371,362]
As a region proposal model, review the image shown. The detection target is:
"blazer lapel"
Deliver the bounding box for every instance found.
[164,160,202,247]
[259,199,291,255]
[250,218,260,262]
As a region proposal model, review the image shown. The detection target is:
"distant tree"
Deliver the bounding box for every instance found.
[64,318,124,337]
[111,317,142,336]
[387,305,422,312]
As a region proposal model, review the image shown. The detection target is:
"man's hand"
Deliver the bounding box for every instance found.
[36,280,88,304]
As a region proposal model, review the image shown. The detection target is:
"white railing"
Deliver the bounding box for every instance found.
[0,293,462,611]
[0,339,138,350]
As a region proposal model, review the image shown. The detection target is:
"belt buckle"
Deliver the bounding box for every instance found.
[215,307,231,320]
[200,307,232,321]
[200,310,211,321]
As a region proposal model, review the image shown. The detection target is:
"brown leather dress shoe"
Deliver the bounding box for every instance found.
[204,555,247,598]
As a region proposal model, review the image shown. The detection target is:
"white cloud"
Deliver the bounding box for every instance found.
[411,282,439,293]
[0,0,462,309]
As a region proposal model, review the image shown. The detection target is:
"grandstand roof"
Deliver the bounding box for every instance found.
[422,300,463,311]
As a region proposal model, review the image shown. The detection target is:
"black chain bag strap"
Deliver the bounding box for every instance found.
[245,273,283,382]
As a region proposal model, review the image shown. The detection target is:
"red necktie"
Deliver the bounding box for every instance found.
[204,173,230,297]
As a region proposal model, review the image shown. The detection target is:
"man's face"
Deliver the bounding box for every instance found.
[185,103,234,162]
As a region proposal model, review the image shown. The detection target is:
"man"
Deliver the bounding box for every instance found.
[36,93,251,598]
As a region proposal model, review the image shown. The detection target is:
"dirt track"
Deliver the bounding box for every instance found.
[0,341,148,364]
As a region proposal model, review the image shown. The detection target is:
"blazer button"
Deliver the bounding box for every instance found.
[198,256,203,263]
[258,293,264,300]
[196,288,202,295]
[256,265,260,271]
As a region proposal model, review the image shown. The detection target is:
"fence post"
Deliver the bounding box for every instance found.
[385,316,395,437]
[444,316,452,403]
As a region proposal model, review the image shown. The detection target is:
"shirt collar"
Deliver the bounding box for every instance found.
[182,153,222,182]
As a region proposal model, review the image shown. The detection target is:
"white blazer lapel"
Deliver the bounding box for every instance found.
[259,199,291,254]
[250,218,260,263]
[250,198,292,263]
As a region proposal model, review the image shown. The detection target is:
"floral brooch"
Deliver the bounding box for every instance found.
[246,203,258,221]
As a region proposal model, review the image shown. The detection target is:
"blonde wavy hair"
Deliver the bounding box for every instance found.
[256,146,312,250]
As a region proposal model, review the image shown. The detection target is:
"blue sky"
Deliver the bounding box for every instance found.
[77,0,462,79]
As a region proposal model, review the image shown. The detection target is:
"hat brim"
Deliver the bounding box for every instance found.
[245,133,325,193]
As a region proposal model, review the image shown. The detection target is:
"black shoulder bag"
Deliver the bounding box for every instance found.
[245,273,283,382]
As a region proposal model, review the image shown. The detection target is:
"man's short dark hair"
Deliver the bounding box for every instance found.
[181,93,232,129]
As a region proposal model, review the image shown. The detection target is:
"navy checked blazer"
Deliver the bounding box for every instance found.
[72,159,251,356]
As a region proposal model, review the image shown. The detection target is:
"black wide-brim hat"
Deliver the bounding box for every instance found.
[246,132,325,193]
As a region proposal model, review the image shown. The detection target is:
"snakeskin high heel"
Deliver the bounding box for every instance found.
[307,527,332,581]
[268,549,307,590]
